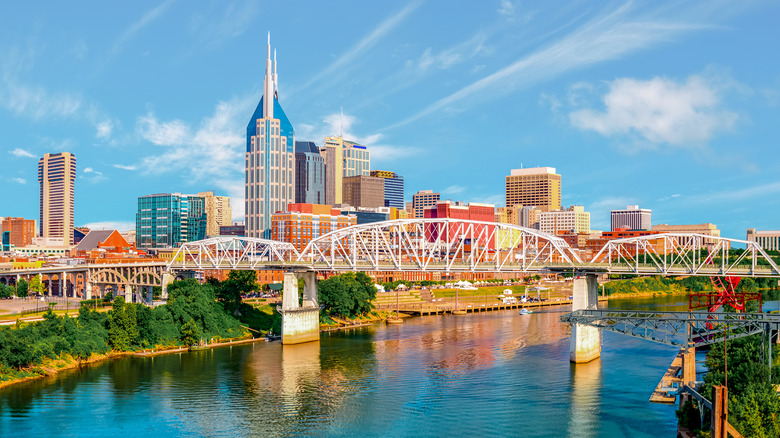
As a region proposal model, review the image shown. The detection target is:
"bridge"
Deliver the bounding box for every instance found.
[1,219,778,346]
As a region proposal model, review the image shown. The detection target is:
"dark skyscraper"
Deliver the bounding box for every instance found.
[294,141,325,205]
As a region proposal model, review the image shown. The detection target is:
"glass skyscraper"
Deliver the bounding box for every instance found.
[370,170,404,209]
[245,33,295,239]
[135,193,206,249]
[294,141,325,205]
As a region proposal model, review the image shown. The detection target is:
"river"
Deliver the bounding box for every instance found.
[0,295,688,437]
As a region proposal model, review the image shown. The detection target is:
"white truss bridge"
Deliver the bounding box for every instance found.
[165,219,780,277]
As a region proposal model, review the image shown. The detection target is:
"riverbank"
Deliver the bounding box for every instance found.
[0,351,131,390]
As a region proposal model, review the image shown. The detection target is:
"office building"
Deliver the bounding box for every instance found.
[198,191,232,237]
[539,205,590,234]
[0,217,36,247]
[272,203,356,252]
[136,193,206,249]
[219,224,246,237]
[370,170,404,209]
[337,206,391,225]
[495,205,522,226]
[342,175,385,209]
[38,152,77,245]
[424,201,496,249]
[520,206,541,229]
[246,33,295,238]
[747,229,780,251]
[652,223,721,249]
[505,167,561,212]
[412,190,440,219]
[322,136,370,205]
[294,141,325,204]
[611,205,651,231]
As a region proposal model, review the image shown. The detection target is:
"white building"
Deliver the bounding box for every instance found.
[539,205,590,234]
[611,205,651,231]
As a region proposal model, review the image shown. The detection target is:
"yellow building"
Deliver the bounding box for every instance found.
[505,167,561,212]
[39,152,76,246]
[198,191,232,237]
[747,228,780,251]
[539,205,590,234]
[322,136,370,205]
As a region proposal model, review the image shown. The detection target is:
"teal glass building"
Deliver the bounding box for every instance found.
[135,193,206,249]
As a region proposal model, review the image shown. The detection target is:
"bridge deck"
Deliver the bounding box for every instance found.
[649,351,683,404]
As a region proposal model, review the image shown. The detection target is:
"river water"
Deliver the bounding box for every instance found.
[0,296,688,437]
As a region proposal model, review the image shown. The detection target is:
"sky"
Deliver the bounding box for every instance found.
[1,0,779,241]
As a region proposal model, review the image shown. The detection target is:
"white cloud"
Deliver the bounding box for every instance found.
[293,1,421,94]
[112,0,175,55]
[657,193,681,202]
[10,148,35,158]
[188,1,258,51]
[11,177,26,184]
[690,181,780,204]
[1,82,82,120]
[95,120,114,139]
[569,75,738,147]
[139,95,255,219]
[82,221,135,232]
[415,32,488,71]
[498,0,515,16]
[82,167,107,183]
[443,185,466,195]
[112,164,137,171]
[137,113,191,146]
[386,2,712,129]
[297,110,420,166]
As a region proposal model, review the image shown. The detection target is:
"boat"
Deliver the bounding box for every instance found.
[518,308,533,315]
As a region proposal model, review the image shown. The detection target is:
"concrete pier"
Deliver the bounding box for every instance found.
[570,274,601,363]
[279,271,320,345]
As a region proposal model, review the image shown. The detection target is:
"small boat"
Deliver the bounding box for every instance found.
[518,308,533,315]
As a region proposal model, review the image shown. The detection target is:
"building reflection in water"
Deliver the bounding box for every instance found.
[567,358,602,438]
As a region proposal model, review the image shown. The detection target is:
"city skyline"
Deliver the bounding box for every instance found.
[1,1,779,240]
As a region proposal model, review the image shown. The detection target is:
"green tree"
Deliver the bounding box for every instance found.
[16,278,28,298]
[108,296,137,351]
[28,275,46,296]
[318,272,377,318]
[180,319,200,347]
[0,283,10,299]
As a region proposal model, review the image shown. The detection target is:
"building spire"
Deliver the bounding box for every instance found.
[273,49,278,99]
[263,31,274,119]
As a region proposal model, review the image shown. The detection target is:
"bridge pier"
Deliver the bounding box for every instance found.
[570,274,601,363]
[279,271,320,345]
[161,272,173,300]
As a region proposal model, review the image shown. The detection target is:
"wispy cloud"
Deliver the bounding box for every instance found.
[82,167,107,183]
[112,164,137,171]
[385,2,712,130]
[10,148,35,158]
[95,120,114,139]
[138,95,255,218]
[11,177,26,184]
[690,181,780,204]
[187,1,258,51]
[297,110,420,166]
[570,73,738,149]
[292,1,421,94]
[443,185,466,195]
[112,0,175,56]
[657,193,681,202]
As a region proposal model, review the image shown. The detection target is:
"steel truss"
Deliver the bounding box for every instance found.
[561,309,780,348]
[297,218,582,272]
[167,236,301,271]
[589,233,780,277]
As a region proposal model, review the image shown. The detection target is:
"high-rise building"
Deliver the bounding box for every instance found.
[294,141,325,204]
[412,190,440,219]
[539,205,590,234]
[198,191,232,237]
[38,152,77,245]
[520,206,541,229]
[245,33,295,238]
[505,167,561,212]
[322,136,370,205]
[494,205,522,226]
[0,217,36,247]
[747,228,780,251]
[342,175,384,209]
[370,170,404,209]
[611,205,651,231]
[136,193,206,249]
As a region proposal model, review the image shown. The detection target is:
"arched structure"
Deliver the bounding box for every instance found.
[298,219,582,272]
[167,236,301,271]
[588,233,780,277]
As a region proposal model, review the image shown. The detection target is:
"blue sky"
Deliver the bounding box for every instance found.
[1,1,779,240]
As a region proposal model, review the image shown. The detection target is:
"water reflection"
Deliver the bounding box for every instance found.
[568,359,603,438]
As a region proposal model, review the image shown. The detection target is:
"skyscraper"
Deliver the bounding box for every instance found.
[294,141,325,204]
[505,167,561,212]
[38,152,76,245]
[136,193,206,249]
[245,33,295,238]
[412,190,440,218]
[322,136,370,205]
[370,170,404,209]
